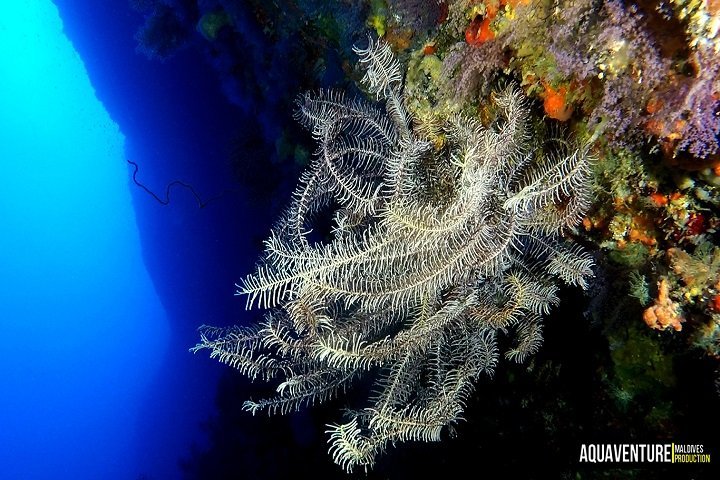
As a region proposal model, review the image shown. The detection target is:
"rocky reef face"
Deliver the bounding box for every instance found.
[132,0,720,477]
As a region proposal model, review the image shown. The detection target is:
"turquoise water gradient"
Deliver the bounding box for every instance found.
[0,2,169,478]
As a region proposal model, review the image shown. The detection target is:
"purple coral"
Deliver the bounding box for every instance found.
[587,1,671,147]
[671,50,720,158]
[441,41,505,102]
[547,0,599,81]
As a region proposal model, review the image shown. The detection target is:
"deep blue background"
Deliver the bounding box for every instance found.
[0,0,287,478]
[50,0,283,477]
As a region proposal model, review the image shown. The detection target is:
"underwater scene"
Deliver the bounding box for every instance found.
[1,0,719,478]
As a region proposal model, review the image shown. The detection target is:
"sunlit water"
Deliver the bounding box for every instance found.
[0,2,169,478]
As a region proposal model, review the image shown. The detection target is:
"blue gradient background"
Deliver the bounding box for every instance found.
[0,1,255,478]
[0,2,168,478]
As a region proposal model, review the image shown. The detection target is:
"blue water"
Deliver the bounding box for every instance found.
[0,1,255,478]
[0,1,167,478]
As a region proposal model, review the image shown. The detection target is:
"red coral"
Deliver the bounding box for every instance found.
[542,83,573,121]
[685,212,706,237]
[465,16,495,45]
[710,294,720,313]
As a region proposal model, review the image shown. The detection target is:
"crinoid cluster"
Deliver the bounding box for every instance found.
[192,37,595,472]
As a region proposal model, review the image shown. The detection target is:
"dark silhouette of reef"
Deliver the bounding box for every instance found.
[183,282,719,479]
